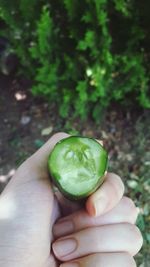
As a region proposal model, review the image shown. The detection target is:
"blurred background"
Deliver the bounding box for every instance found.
[0,1,150,266]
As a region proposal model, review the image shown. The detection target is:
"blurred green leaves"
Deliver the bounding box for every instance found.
[0,0,150,120]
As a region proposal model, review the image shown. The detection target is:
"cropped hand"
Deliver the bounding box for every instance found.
[0,133,143,267]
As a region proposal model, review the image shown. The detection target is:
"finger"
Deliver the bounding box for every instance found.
[53,197,139,238]
[5,132,69,190]
[25,132,69,171]
[52,223,143,261]
[13,132,69,182]
[86,172,124,217]
[60,252,136,267]
[25,132,81,216]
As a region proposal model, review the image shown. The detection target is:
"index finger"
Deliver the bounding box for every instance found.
[12,132,69,185]
[86,172,124,217]
[25,132,69,172]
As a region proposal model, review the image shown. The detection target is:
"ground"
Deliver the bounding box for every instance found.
[0,73,150,266]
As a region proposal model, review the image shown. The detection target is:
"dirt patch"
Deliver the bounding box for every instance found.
[0,73,62,189]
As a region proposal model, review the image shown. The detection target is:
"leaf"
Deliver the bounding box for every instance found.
[143,203,149,216]
[127,180,138,189]
[41,126,53,136]
[136,213,145,231]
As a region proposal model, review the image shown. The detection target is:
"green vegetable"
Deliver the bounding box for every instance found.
[48,136,108,200]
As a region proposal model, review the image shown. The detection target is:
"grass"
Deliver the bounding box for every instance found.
[108,112,150,266]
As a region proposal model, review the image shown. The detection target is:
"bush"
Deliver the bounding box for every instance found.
[0,0,150,120]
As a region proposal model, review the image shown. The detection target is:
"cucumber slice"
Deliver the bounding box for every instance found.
[48,136,108,200]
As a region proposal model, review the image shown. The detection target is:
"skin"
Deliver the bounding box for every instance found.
[0,133,143,267]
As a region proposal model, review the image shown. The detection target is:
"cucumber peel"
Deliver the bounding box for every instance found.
[48,136,108,200]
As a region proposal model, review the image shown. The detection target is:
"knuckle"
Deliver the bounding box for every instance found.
[134,225,143,254]
[123,196,135,208]
[115,175,125,193]
[123,197,139,223]
[77,253,137,267]
[108,173,125,198]
[126,224,143,255]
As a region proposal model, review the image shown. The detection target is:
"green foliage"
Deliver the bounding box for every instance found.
[0,0,43,71]
[30,6,60,98]
[0,0,150,120]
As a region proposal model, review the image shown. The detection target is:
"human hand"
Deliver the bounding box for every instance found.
[0,133,143,267]
[53,195,142,267]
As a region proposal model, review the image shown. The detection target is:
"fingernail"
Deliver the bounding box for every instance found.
[53,238,77,258]
[94,196,109,216]
[53,220,74,237]
[60,262,79,267]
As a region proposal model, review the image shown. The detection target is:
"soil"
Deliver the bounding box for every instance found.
[0,72,149,191]
[0,73,62,191]
[0,73,150,266]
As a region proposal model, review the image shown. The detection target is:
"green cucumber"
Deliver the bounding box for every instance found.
[48,136,108,200]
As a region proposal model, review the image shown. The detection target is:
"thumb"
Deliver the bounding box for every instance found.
[86,173,124,217]
[1,132,69,232]
[4,132,69,190]
[0,133,69,247]
[0,132,69,222]
[28,132,69,173]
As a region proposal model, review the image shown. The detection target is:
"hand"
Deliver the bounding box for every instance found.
[52,196,142,267]
[0,133,143,267]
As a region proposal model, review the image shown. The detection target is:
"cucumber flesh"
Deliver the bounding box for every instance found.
[48,136,108,200]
